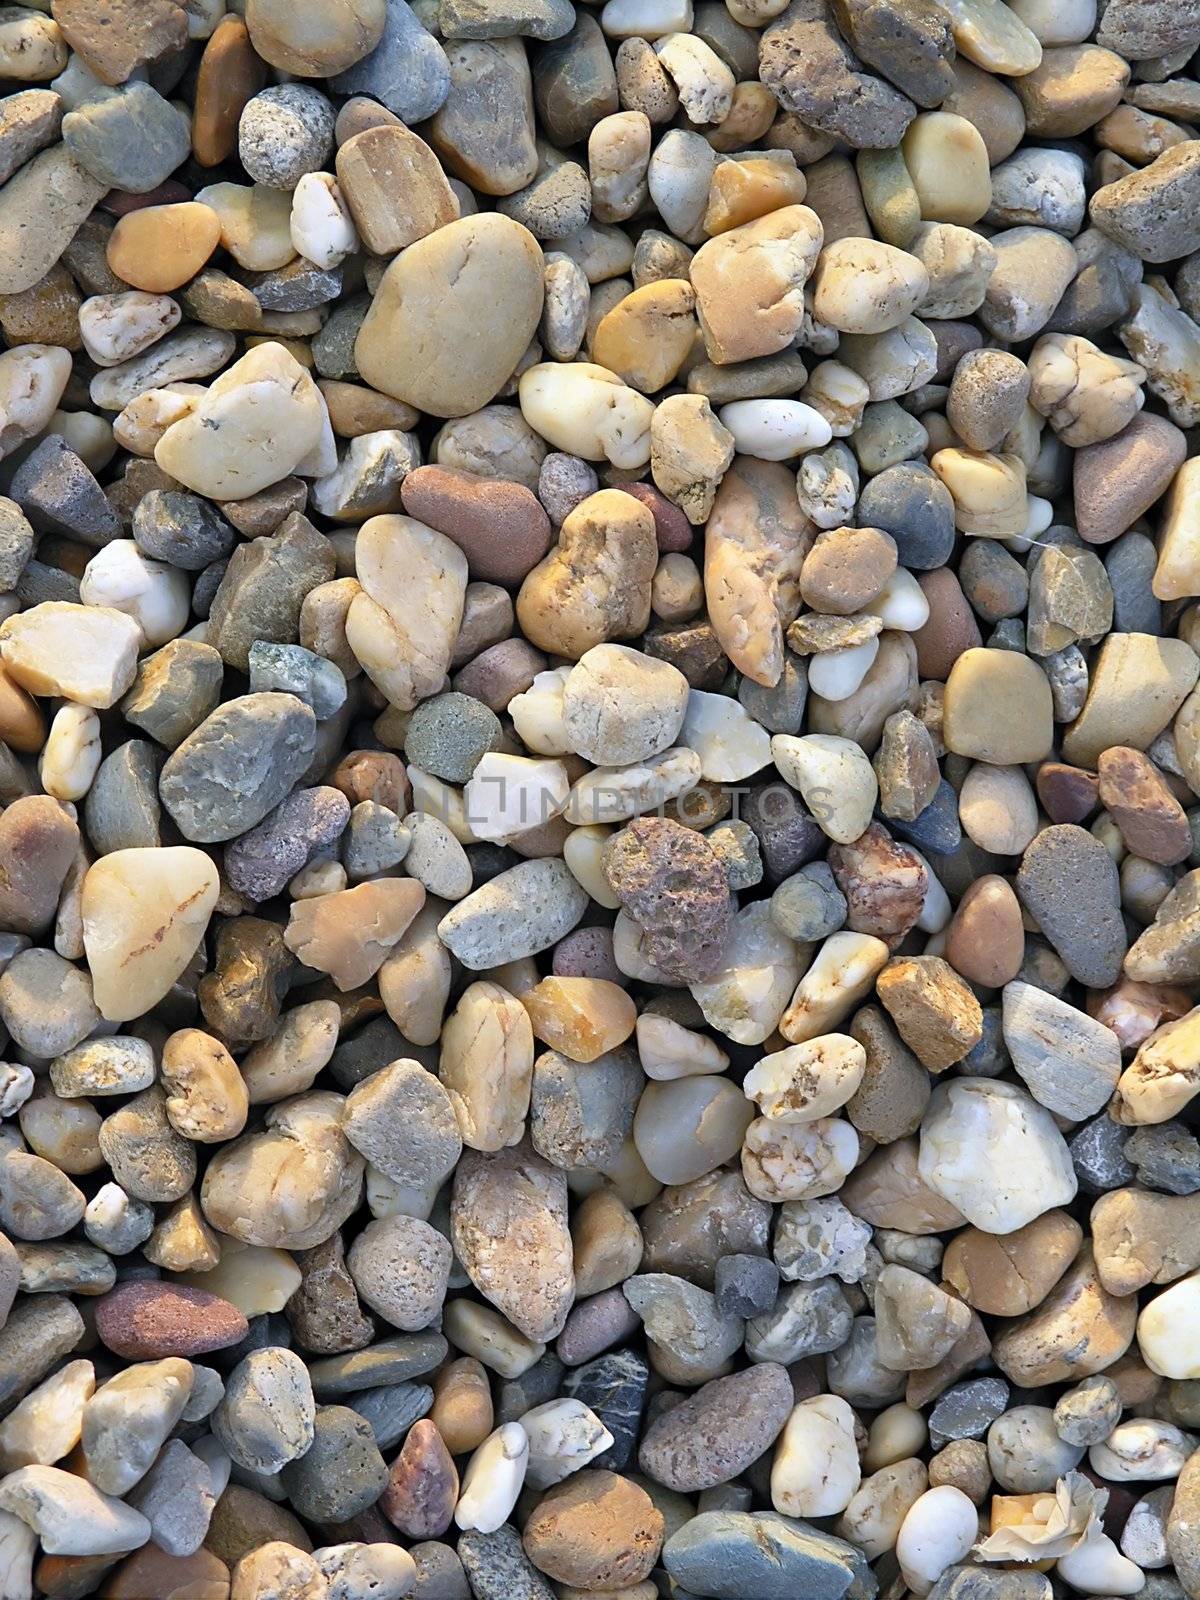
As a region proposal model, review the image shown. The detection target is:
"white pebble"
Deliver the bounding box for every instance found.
[896,1485,978,1596]
[454,1423,529,1534]
[80,540,190,648]
[807,638,880,702]
[1057,1532,1147,1595]
[680,689,772,781]
[290,172,360,270]
[771,1395,861,1517]
[462,752,570,843]
[718,400,833,461]
[867,568,930,630]
[520,1399,614,1489]
[39,705,101,802]
[1138,1270,1200,1378]
[78,294,181,368]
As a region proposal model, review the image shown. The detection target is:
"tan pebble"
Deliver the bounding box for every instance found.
[1014,44,1129,137]
[335,125,458,256]
[81,848,219,1025]
[1062,632,1199,768]
[107,205,222,295]
[690,203,824,365]
[160,1030,250,1144]
[703,154,808,235]
[283,879,425,991]
[943,1210,1083,1315]
[521,977,637,1063]
[813,239,930,335]
[439,980,534,1151]
[992,1244,1137,1385]
[943,876,1024,988]
[358,213,544,420]
[942,648,1053,764]
[193,15,267,169]
[573,1187,643,1297]
[244,0,385,75]
[902,112,992,225]
[876,955,983,1071]
[592,280,696,394]
[800,526,897,616]
[430,1358,494,1456]
[958,763,1039,854]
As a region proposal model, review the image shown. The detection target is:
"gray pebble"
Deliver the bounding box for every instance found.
[330,0,451,123]
[9,435,119,548]
[745,1278,854,1364]
[770,860,847,941]
[0,1294,84,1410]
[0,497,34,592]
[738,651,808,734]
[496,1352,566,1424]
[856,461,954,570]
[313,294,371,379]
[224,785,351,903]
[248,640,347,720]
[121,639,225,750]
[342,800,412,880]
[159,693,317,844]
[404,691,502,783]
[1106,530,1163,635]
[530,1046,642,1171]
[411,1542,470,1600]
[132,490,236,572]
[714,1253,781,1319]
[62,82,190,194]
[1054,1375,1122,1446]
[664,1510,874,1600]
[343,1059,462,1193]
[347,1215,451,1332]
[458,1526,554,1600]
[239,85,336,189]
[1015,823,1126,988]
[0,948,97,1060]
[987,1404,1084,1492]
[84,739,162,855]
[308,1333,449,1398]
[1125,1121,1200,1195]
[207,511,336,673]
[930,1377,1011,1446]
[349,1381,434,1452]
[214,1347,316,1474]
[279,1403,389,1522]
[556,1287,641,1366]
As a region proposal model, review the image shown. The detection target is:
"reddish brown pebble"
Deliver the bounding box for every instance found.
[99,1545,230,1600]
[331,750,410,813]
[1036,761,1101,823]
[616,481,693,552]
[913,568,983,679]
[523,1470,665,1591]
[1097,745,1192,865]
[401,465,553,587]
[94,1281,249,1359]
[380,1419,459,1539]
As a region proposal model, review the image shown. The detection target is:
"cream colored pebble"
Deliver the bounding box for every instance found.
[39,705,101,803]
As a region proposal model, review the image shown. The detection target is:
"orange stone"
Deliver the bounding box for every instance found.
[107,203,222,294]
[193,15,267,169]
[0,662,45,753]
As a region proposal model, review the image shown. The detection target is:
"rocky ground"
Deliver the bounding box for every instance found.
[0,0,1197,1599]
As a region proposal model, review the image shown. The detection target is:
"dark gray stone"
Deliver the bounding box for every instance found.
[890,779,962,855]
[348,1381,433,1451]
[1016,823,1126,989]
[132,490,236,572]
[278,1404,388,1521]
[856,462,954,570]
[411,1542,470,1600]
[1106,531,1162,636]
[562,1348,648,1471]
[9,435,119,547]
[457,1526,555,1600]
[929,1377,1010,1446]
[84,740,163,855]
[714,1253,780,1319]
[496,1353,566,1425]
[1070,1112,1136,1195]
[245,257,343,312]
[121,638,225,750]
[207,511,336,672]
[1125,1122,1200,1196]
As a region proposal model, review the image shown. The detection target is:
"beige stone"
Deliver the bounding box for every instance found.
[517,490,656,660]
[591,280,696,394]
[1062,632,1200,767]
[439,981,535,1151]
[347,514,468,710]
[161,1029,250,1144]
[690,203,824,365]
[357,214,544,419]
[155,342,326,501]
[703,154,808,235]
[650,393,736,525]
[0,603,141,710]
[81,849,219,1025]
[943,1211,1083,1315]
[902,112,992,225]
[992,1244,1138,1385]
[942,648,1053,763]
[335,126,458,256]
[283,879,425,990]
[194,183,296,273]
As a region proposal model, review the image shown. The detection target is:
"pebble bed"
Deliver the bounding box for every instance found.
[0,1,1197,1599]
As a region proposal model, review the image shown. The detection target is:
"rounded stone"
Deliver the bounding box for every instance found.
[357,214,545,419]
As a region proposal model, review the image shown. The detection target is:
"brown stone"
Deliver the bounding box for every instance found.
[100,1546,229,1600]
[841,1136,966,1234]
[523,1471,664,1591]
[283,878,426,991]
[0,795,79,937]
[51,0,188,86]
[381,1419,458,1539]
[429,1357,493,1456]
[942,1210,1084,1315]
[402,464,552,587]
[603,818,732,983]
[1097,745,1191,865]
[1035,761,1100,824]
[846,1004,931,1144]
[828,823,927,946]
[800,525,897,615]
[94,1281,249,1359]
[107,204,222,295]
[1074,412,1188,546]
[1090,1188,1200,1295]
[336,125,459,256]
[193,16,267,168]
[992,1244,1138,1385]
[288,1233,375,1355]
[205,1485,312,1567]
[875,955,983,1070]
[0,263,81,351]
[943,875,1024,988]
[912,568,982,679]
